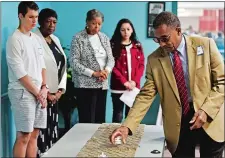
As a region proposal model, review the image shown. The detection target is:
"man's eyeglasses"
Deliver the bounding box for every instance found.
[153,34,171,43]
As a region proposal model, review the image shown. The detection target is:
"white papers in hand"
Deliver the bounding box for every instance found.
[120,87,140,108]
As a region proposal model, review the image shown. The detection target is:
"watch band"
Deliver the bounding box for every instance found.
[57,89,63,93]
[41,84,49,89]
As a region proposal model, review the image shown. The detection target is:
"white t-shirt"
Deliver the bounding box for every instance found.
[6,29,46,90]
[88,34,107,70]
[111,43,132,94]
[126,43,132,81]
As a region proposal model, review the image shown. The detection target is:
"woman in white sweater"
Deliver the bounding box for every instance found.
[70,9,115,124]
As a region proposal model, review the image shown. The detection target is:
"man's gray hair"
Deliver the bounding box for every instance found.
[153,11,181,29]
[86,9,104,22]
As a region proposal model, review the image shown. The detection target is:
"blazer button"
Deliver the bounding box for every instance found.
[177,123,180,126]
[123,54,126,56]
[124,62,126,65]
[138,56,140,58]
[125,71,127,73]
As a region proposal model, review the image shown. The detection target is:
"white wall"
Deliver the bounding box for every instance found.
[179,16,200,32]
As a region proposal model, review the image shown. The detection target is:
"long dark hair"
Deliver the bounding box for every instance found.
[110,19,138,58]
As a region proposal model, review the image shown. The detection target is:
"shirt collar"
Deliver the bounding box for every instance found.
[176,35,186,56]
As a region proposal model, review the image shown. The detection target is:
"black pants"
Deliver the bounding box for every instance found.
[75,88,107,123]
[111,93,130,123]
[173,103,224,158]
[37,100,59,157]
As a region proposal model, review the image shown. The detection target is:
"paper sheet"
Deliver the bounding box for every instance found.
[120,87,140,107]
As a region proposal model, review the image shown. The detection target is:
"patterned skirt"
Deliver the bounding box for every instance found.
[37,101,59,157]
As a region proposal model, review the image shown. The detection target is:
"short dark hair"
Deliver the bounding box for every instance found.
[218,32,223,37]
[18,1,39,17]
[153,11,181,29]
[38,8,58,26]
[86,9,104,22]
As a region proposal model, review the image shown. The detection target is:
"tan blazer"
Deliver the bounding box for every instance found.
[122,36,224,154]
[34,28,67,93]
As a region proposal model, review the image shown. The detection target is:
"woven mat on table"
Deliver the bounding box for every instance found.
[76,123,145,157]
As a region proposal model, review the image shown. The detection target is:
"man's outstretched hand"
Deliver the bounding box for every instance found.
[109,126,129,144]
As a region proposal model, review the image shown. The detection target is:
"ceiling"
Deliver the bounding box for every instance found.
[178,2,224,17]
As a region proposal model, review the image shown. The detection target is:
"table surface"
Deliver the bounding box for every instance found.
[43,123,165,157]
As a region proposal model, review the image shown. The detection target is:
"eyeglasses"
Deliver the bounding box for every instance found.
[153,34,171,43]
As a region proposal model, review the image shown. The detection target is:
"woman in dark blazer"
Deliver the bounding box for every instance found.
[69,9,115,123]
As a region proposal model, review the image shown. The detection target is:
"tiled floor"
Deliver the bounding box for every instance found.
[163,146,224,157]
[163,148,200,157]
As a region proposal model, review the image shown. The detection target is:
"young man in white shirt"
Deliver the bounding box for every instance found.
[6,1,48,157]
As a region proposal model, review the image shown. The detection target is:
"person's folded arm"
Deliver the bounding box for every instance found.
[69,36,95,77]
[104,36,115,73]
[6,37,39,96]
[58,67,67,94]
[112,66,128,85]
[134,47,145,86]
[40,49,47,86]
[200,38,225,120]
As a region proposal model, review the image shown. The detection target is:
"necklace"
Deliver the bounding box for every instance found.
[121,40,131,45]
[45,36,52,44]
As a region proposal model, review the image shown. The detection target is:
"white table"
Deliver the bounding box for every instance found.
[43,123,165,157]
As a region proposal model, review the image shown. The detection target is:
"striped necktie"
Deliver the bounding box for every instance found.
[172,50,190,116]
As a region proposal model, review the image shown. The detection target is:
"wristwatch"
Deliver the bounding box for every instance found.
[57,89,63,93]
[41,84,49,89]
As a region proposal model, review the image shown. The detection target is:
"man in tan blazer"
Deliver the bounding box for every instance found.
[110,11,224,157]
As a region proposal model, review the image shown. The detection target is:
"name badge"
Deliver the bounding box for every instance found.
[197,46,204,55]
